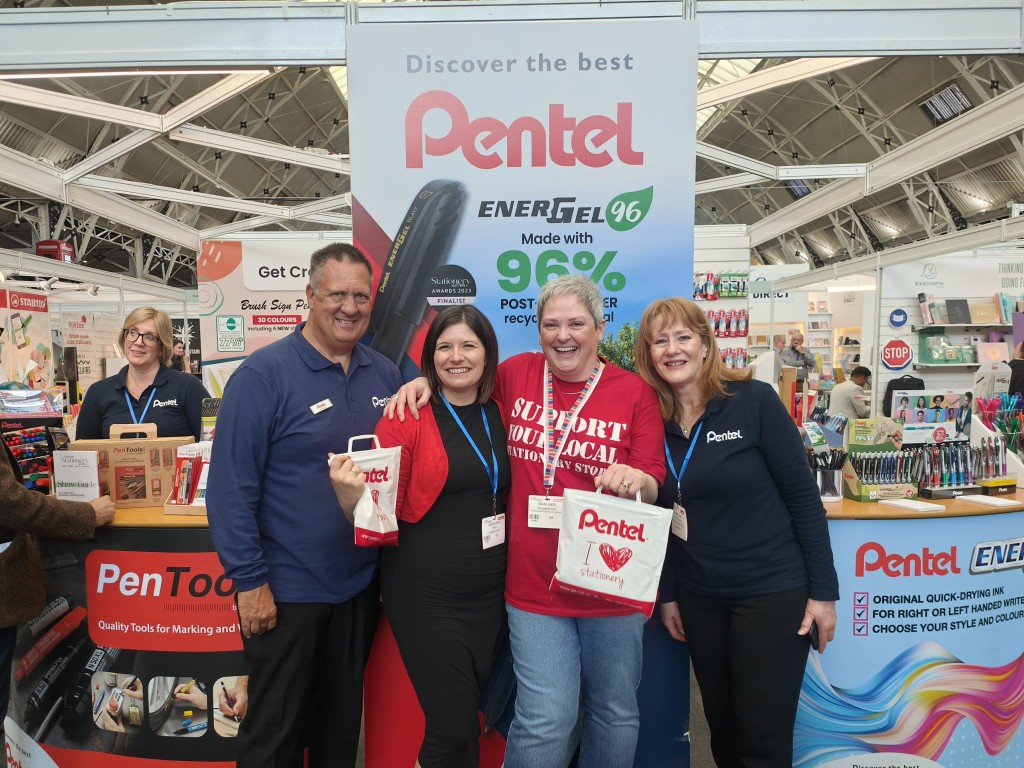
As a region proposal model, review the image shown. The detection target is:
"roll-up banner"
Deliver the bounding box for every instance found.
[347,18,697,368]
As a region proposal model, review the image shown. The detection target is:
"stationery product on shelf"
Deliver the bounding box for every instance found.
[944,299,972,325]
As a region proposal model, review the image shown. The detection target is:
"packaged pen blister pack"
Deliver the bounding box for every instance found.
[842,418,920,502]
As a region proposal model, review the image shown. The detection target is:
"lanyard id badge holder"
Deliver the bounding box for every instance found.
[527,361,604,529]
[665,422,702,540]
[441,395,505,549]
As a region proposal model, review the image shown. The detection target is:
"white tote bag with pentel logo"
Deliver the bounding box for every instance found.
[551,488,672,617]
[345,435,401,547]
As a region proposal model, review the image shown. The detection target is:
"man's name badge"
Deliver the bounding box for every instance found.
[671,503,688,540]
[527,495,563,529]
[309,398,333,414]
[481,514,506,549]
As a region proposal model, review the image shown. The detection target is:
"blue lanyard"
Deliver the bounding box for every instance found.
[664,421,702,505]
[124,386,157,425]
[440,395,499,514]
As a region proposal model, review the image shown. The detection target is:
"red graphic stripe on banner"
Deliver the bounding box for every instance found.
[42,745,234,768]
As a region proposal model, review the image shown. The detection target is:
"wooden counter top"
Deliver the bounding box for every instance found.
[825,489,1024,520]
[108,490,1024,528]
[110,506,209,528]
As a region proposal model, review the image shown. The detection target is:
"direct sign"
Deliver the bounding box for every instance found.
[888,308,908,328]
[881,339,913,371]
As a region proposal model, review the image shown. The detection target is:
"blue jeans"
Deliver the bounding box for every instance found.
[504,604,646,768]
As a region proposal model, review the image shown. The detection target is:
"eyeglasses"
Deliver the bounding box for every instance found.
[319,290,371,307]
[124,328,159,346]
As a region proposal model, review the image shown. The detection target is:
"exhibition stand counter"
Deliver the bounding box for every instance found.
[798,491,1024,768]
[7,495,1024,768]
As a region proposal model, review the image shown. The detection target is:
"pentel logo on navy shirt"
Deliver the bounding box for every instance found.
[706,429,743,443]
[153,398,178,408]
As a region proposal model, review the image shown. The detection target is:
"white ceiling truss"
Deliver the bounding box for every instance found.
[0,1,1022,289]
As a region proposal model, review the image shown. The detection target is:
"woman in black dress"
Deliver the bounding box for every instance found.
[373,305,510,768]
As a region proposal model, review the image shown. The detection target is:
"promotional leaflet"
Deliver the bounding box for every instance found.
[347,18,697,365]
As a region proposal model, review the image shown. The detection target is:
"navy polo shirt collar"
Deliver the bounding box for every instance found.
[112,360,174,393]
[290,321,372,373]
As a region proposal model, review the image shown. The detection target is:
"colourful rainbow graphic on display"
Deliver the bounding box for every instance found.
[794,642,1024,766]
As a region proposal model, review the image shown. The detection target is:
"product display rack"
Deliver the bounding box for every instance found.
[913,322,1012,370]
[834,324,862,375]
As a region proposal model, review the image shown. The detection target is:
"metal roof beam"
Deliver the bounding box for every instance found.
[697,141,776,178]
[749,80,1024,246]
[0,2,1021,75]
[168,124,351,174]
[697,57,877,109]
[0,81,161,129]
[61,71,274,184]
[770,215,1024,291]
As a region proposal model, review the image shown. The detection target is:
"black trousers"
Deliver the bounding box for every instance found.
[236,581,380,768]
[676,585,810,768]
[0,625,14,727]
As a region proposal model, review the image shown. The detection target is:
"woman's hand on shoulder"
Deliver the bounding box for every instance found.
[383,377,431,422]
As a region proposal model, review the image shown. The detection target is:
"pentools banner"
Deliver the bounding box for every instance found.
[347,18,697,370]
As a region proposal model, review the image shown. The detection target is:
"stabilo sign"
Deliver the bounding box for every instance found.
[881,339,913,371]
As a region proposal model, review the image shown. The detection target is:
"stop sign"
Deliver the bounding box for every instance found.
[881,339,913,371]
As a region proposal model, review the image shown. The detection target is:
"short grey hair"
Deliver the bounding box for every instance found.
[537,275,603,327]
[308,243,373,291]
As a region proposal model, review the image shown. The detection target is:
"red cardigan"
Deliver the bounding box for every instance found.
[374,404,448,524]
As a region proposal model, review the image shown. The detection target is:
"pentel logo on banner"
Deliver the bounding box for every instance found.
[855,541,961,577]
[405,90,644,169]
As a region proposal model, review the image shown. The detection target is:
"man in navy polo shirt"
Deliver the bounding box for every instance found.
[207,243,401,768]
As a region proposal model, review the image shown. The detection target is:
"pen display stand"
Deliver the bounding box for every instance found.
[842,418,918,502]
[817,470,843,502]
[971,418,1024,489]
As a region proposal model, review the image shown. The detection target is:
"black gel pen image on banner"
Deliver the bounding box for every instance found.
[370,179,466,365]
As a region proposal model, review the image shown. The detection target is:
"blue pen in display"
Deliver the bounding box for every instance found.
[173,721,208,735]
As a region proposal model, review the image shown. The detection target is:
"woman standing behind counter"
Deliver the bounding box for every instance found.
[636,297,838,768]
[76,307,209,441]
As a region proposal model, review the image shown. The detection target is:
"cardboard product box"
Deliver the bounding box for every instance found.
[842,459,919,502]
[842,418,919,502]
[70,423,193,508]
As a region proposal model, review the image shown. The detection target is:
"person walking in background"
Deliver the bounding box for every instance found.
[388,275,666,768]
[207,243,402,768]
[829,366,871,420]
[344,305,510,768]
[636,297,838,768]
[76,307,209,441]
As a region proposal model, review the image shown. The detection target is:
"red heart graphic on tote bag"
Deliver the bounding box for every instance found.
[599,543,633,572]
